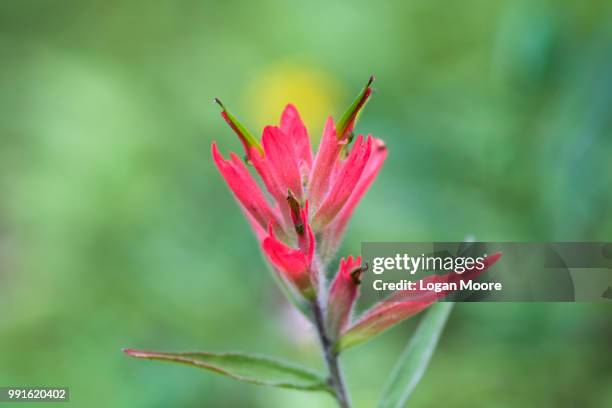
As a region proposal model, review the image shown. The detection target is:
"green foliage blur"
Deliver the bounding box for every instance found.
[1,0,611,407]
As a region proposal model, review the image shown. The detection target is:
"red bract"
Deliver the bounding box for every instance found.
[211,143,282,236]
[263,223,315,299]
[312,134,373,230]
[326,256,367,341]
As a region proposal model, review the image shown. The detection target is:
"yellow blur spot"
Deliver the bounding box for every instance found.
[244,62,343,142]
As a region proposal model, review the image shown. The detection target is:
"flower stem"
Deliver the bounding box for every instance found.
[312,301,351,408]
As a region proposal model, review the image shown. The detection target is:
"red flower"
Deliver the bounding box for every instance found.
[212,78,382,299]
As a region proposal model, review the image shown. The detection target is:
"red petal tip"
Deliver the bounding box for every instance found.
[488,252,503,263]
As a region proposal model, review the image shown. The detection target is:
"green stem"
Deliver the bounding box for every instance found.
[312,301,351,408]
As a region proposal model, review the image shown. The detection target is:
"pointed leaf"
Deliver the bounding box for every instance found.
[378,303,454,408]
[124,349,331,392]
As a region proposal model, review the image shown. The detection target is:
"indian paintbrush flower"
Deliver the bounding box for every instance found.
[126,77,503,408]
[212,77,383,309]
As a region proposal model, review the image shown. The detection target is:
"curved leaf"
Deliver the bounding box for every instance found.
[123,349,331,392]
[378,303,454,408]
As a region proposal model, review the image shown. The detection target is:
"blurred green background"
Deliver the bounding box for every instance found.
[1,0,611,407]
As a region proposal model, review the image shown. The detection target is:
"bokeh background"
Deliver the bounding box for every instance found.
[1,0,611,407]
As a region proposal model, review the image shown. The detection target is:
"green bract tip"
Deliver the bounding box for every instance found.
[215,98,264,156]
[336,75,375,141]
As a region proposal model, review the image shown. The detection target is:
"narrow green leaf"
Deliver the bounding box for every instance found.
[378,303,454,408]
[124,349,331,392]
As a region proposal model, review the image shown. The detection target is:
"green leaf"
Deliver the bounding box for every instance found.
[378,303,454,408]
[123,349,331,392]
